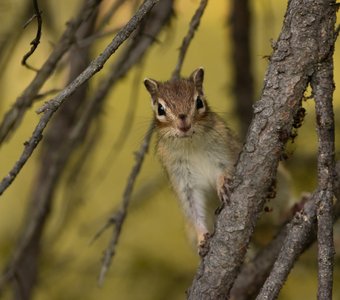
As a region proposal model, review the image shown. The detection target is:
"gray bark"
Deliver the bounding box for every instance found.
[188,0,337,298]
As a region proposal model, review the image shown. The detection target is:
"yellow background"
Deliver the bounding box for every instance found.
[0,0,339,299]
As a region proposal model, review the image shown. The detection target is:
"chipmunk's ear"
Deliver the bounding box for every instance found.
[190,67,204,92]
[144,78,159,96]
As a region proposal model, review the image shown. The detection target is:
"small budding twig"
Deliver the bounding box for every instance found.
[21,0,42,71]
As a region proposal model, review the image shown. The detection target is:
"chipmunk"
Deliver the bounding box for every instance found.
[144,68,241,246]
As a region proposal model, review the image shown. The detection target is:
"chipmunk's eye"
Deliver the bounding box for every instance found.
[157,103,166,116]
[196,96,204,110]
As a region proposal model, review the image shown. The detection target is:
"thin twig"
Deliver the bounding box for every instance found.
[90,216,116,246]
[0,0,159,197]
[36,1,160,114]
[23,13,38,29]
[78,27,121,48]
[0,5,29,75]
[335,24,340,41]
[97,121,154,285]
[171,0,208,80]
[21,0,43,71]
[33,89,61,101]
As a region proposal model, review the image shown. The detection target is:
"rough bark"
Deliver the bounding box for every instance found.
[311,25,336,299]
[187,0,337,298]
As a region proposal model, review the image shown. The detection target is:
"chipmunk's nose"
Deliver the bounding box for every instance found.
[177,114,191,132]
[178,114,187,120]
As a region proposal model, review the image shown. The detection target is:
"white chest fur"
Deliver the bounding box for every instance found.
[158,134,232,199]
[157,134,234,236]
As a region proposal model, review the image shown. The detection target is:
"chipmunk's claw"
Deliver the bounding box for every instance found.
[218,186,230,203]
[218,176,232,204]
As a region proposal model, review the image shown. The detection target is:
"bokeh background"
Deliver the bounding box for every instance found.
[0,0,339,299]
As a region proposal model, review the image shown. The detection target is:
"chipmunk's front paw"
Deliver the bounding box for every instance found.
[218,186,230,203]
[217,176,232,204]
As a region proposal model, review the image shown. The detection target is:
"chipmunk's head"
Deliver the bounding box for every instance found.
[144,68,208,138]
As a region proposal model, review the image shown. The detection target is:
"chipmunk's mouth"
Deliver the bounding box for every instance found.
[176,129,195,138]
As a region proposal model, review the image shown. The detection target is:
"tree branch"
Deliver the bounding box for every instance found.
[251,2,337,299]
[255,193,320,299]
[21,0,43,71]
[61,0,174,198]
[230,216,290,300]
[254,161,340,300]
[0,10,99,296]
[97,121,154,285]
[171,0,208,80]
[0,0,159,197]
[231,163,340,299]
[311,17,336,297]
[36,0,159,114]
[0,0,103,144]
[187,0,337,298]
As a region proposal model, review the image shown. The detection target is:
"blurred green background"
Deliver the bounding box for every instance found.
[0,0,339,299]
